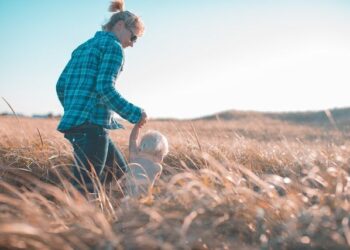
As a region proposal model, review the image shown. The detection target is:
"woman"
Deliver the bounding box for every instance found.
[56,0,147,193]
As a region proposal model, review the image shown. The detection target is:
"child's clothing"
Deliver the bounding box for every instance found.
[125,158,162,196]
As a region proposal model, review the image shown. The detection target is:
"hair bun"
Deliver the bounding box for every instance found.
[109,0,124,12]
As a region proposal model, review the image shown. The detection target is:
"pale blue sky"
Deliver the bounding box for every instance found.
[0,0,349,118]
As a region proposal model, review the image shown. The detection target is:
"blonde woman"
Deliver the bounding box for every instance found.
[56,0,147,193]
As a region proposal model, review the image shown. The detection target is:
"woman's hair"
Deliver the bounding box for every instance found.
[102,0,145,36]
[139,130,169,158]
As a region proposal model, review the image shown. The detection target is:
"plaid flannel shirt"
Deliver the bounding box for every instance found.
[56,31,142,132]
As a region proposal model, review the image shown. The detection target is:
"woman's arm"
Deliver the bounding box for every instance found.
[96,43,143,124]
[56,72,66,107]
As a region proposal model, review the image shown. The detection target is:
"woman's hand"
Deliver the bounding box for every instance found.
[138,111,148,128]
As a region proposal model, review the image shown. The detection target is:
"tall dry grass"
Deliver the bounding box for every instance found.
[0,116,350,249]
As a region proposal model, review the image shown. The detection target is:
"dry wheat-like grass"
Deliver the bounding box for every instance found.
[0,116,350,249]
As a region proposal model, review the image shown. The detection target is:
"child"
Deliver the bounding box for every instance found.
[124,123,169,197]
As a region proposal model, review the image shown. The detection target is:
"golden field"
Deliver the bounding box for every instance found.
[0,115,350,250]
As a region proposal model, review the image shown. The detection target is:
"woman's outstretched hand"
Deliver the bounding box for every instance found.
[138,111,148,128]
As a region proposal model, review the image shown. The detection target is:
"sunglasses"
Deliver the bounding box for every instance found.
[126,27,137,43]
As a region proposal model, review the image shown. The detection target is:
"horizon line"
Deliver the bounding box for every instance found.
[1,105,349,120]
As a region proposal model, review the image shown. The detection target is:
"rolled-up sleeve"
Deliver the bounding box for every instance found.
[96,43,142,124]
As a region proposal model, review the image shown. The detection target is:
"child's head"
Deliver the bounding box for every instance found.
[139,130,169,161]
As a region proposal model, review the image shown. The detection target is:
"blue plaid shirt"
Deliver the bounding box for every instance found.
[56,31,142,132]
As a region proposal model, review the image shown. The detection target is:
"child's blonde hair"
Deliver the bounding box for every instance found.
[139,130,169,158]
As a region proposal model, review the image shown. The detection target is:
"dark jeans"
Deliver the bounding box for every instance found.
[64,123,127,193]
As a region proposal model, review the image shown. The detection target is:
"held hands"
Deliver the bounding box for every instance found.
[137,111,148,128]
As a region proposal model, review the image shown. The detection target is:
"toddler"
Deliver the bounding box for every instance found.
[125,123,169,197]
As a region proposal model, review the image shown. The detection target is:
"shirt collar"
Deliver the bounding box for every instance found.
[95,31,121,43]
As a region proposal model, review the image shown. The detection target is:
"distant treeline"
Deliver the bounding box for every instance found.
[1,107,350,129]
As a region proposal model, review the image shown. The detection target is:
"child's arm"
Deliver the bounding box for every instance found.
[129,112,147,158]
[129,123,141,156]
